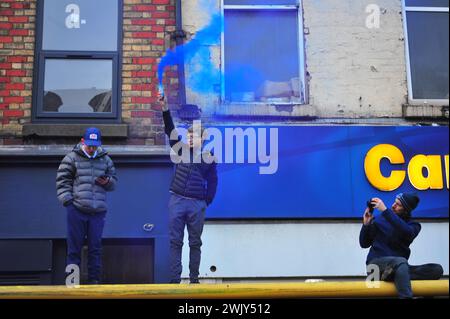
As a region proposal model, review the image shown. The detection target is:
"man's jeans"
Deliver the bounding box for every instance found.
[168,193,207,283]
[66,204,106,283]
[369,256,443,298]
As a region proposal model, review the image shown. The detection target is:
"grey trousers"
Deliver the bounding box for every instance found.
[369,256,443,298]
[168,193,207,283]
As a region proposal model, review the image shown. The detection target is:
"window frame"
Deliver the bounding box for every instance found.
[402,0,449,105]
[220,1,307,106]
[32,0,123,123]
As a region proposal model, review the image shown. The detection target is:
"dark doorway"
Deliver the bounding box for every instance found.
[80,238,154,284]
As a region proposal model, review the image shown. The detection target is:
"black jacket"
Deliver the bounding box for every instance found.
[163,110,218,205]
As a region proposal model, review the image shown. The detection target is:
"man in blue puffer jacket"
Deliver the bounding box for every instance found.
[360,193,443,298]
[56,127,117,284]
[158,93,218,284]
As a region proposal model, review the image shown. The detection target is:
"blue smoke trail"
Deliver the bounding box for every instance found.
[158,13,222,97]
[158,1,302,105]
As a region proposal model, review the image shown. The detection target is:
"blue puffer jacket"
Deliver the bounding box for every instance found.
[56,144,117,213]
[359,208,421,264]
[163,110,218,205]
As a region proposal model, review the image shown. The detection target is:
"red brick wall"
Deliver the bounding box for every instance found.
[0,0,35,145]
[122,0,178,146]
[0,0,179,146]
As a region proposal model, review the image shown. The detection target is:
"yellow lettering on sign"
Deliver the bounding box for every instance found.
[445,155,449,190]
[408,155,444,190]
[364,144,406,191]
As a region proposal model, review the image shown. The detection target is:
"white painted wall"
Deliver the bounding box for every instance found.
[303,0,407,118]
[181,221,449,280]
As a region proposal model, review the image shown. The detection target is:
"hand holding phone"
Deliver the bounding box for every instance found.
[363,209,374,225]
[95,175,110,186]
[367,199,376,213]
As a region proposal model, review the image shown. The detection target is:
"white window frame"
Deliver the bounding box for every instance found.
[402,0,449,105]
[220,1,307,105]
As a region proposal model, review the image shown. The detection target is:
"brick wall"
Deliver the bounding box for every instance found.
[0,0,35,145]
[122,0,178,146]
[0,0,178,146]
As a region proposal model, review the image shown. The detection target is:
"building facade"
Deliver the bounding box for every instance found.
[0,0,448,284]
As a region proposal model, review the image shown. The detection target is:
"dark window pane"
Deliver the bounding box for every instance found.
[43,0,118,51]
[43,59,113,113]
[407,12,449,100]
[405,0,449,7]
[225,0,298,5]
[224,10,302,103]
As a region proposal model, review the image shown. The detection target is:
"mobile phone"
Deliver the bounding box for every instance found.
[367,200,375,212]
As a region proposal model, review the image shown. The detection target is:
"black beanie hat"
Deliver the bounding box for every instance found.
[396,192,420,213]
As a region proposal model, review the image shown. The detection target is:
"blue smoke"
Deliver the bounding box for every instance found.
[158,1,301,106]
[158,13,223,97]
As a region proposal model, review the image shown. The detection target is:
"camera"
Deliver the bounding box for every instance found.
[367,199,375,212]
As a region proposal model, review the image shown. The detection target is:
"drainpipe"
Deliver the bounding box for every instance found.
[170,0,202,120]
[173,0,187,106]
[171,0,201,120]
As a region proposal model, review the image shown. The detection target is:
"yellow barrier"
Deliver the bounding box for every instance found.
[0,280,447,299]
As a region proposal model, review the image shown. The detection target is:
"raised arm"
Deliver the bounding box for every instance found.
[371,197,421,241]
[382,208,421,241]
[359,208,377,248]
[158,93,181,149]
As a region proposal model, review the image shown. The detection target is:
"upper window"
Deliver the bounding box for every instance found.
[33,0,122,122]
[222,0,306,104]
[403,0,449,104]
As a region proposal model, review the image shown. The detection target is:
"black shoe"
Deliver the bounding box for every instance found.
[170,280,181,284]
[86,280,101,285]
[190,279,200,284]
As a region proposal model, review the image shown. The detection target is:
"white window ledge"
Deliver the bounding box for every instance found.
[213,103,317,118]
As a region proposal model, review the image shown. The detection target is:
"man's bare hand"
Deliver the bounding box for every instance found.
[363,207,374,225]
[157,92,169,112]
[95,176,110,187]
[371,198,387,212]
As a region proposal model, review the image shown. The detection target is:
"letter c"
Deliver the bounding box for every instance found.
[364,144,406,191]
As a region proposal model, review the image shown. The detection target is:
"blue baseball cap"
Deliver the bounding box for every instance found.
[83,127,102,147]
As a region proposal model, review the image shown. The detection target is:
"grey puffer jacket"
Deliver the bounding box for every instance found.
[56,143,117,213]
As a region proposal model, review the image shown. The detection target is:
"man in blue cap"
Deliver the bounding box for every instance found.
[56,127,117,284]
[360,193,444,298]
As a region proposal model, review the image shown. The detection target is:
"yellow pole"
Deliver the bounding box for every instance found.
[0,280,447,299]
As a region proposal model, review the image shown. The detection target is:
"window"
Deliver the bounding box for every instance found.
[33,0,122,122]
[403,0,449,104]
[222,0,306,104]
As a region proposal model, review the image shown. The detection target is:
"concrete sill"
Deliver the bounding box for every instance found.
[212,103,318,120]
[402,104,449,119]
[22,123,128,138]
